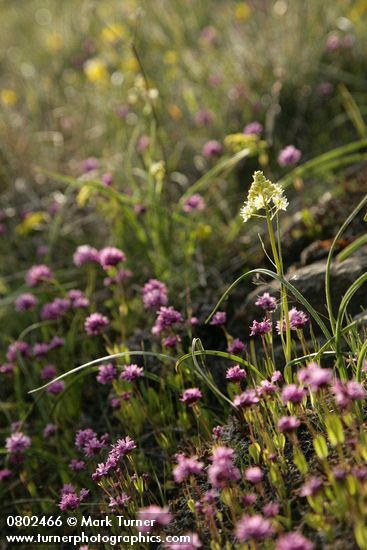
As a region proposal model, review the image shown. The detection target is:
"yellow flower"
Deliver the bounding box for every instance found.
[124,56,139,72]
[235,2,252,21]
[163,50,178,65]
[16,212,47,235]
[46,33,63,52]
[197,224,212,240]
[101,23,125,44]
[1,89,17,106]
[84,58,108,82]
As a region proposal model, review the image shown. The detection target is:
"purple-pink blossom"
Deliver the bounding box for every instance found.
[276,532,314,550]
[236,514,273,542]
[5,432,31,455]
[300,476,323,497]
[277,416,301,433]
[233,389,259,409]
[250,318,272,336]
[208,446,240,488]
[73,245,100,267]
[244,121,263,136]
[255,292,277,312]
[137,505,172,533]
[26,264,53,287]
[41,298,70,321]
[173,454,204,483]
[15,293,38,312]
[143,279,168,311]
[47,380,65,395]
[99,246,126,269]
[227,338,246,354]
[210,311,226,326]
[298,362,332,391]
[226,365,246,383]
[152,306,183,335]
[278,145,301,167]
[180,388,202,406]
[7,341,29,362]
[97,363,117,385]
[281,385,307,405]
[84,312,109,335]
[245,466,263,484]
[183,194,206,213]
[202,140,222,158]
[120,364,144,382]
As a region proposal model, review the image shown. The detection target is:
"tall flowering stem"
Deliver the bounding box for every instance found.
[241,171,291,362]
[265,207,291,362]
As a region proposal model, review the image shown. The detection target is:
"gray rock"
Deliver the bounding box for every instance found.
[242,246,367,331]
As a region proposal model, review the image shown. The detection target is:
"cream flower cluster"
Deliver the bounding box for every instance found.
[240,171,288,222]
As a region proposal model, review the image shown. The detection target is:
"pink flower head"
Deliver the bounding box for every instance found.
[143,279,168,311]
[137,135,150,153]
[41,364,57,380]
[300,476,323,497]
[99,246,125,269]
[97,363,117,385]
[250,318,272,336]
[102,172,113,186]
[15,293,38,312]
[210,311,226,326]
[208,446,240,488]
[277,416,301,433]
[195,109,214,126]
[26,264,53,287]
[41,298,70,321]
[164,335,181,348]
[244,121,263,136]
[80,157,98,173]
[263,502,280,518]
[276,532,314,550]
[226,365,246,383]
[272,370,283,384]
[236,514,273,542]
[73,245,100,267]
[120,364,144,382]
[69,459,85,472]
[258,380,277,396]
[47,380,65,395]
[0,468,12,481]
[281,384,307,405]
[67,289,89,309]
[137,505,172,534]
[180,388,202,406]
[255,292,277,312]
[227,338,246,354]
[59,492,80,511]
[332,380,366,408]
[278,145,301,167]
[202,140,222,158]
[173,454,204,483]
[326,32,342,52]
[233,389,259,409]
[84,312,109,335]
[245,466,263,484]
[153,306,183,335]
[0,363,16,374]
[6,432,31,455]
[298,362,332,391]
[43,424,57,438]
[6,341,29,362]
[183,194,206,213]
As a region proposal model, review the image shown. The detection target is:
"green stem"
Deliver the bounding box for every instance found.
[265,207,291,362]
